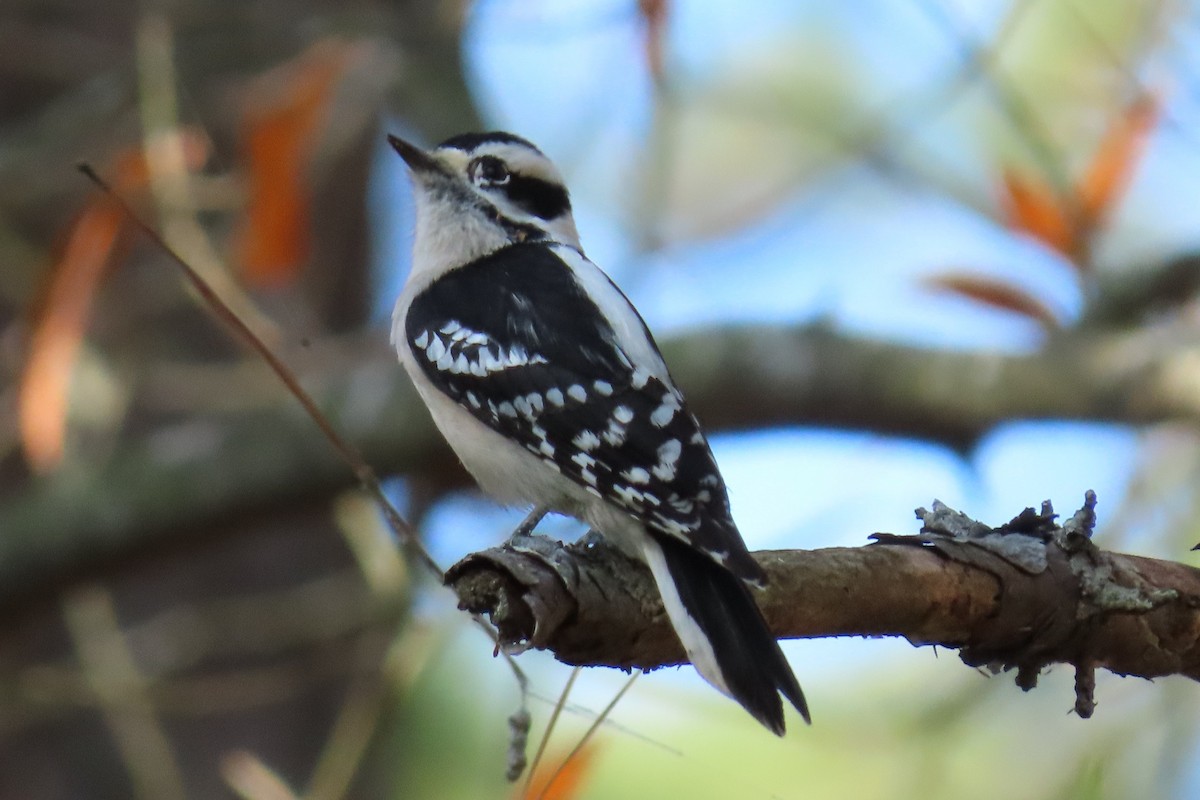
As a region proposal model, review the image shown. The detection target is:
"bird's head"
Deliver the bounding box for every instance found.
[389,131,582,276]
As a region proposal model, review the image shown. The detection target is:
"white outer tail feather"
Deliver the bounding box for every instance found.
[640,536,732,698]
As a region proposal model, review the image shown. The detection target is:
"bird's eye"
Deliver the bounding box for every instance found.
[468,155,510,187]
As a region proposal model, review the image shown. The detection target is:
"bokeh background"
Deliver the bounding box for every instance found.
[4,0,1200,797]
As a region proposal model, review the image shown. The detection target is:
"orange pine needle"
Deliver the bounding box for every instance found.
[924,272,1060,328]
[18,202,125,472]
[999,169,1076,257]
[519,743,598,800]
[997,92,1162,266]
[638,0,669,83]
[235,40,355,288]
[18,132,208,472]
[1080,92,1159,222]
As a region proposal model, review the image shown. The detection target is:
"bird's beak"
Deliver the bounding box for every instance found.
[387,135,445,177]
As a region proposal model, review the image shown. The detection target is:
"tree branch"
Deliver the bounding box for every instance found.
[445,494,1200,717]
[8,317,1200,602]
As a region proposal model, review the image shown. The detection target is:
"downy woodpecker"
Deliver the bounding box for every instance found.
[389,131,809,734]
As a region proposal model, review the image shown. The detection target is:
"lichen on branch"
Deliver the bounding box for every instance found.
[446,493,1200,718]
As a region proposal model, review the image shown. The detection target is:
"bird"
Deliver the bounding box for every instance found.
[388,130,809,734]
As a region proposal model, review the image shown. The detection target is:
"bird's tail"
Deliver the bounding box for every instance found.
[641,533,809,735]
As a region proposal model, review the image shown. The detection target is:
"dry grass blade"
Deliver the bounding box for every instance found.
[221,750,301,800]
[63,585,188,800]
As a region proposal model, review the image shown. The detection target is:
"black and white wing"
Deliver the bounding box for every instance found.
[402,241,763,583]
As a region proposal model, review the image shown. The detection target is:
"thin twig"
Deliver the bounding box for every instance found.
[76,163,441,578]
[535,672,640,800]
[684,0,1040,233]
[524,666,581,796]
[525,689,683,757]
[76,163,535,784]
[914,0,1077,201]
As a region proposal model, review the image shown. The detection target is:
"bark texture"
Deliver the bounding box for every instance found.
[446,494,1200,718]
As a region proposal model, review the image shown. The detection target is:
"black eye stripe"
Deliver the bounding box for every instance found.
[503,175,571,220]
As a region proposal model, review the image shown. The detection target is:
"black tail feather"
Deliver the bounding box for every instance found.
[655,534,810,734]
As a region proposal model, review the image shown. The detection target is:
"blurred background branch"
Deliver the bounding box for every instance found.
[8,315,1200,602]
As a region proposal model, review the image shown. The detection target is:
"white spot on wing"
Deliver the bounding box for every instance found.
[573,430,601,451]
[594,380,613,396]
[670,497,695,513]
[603,420,627,447]
[547,388,565,407]
[650,392,681,427]
[414,330,429,349]
[613,406,634,424]
[567,384,587,403]
[613,484,645,507]
[652,439,682,481]
[426,337,446,362]
[631,367,650,389]
[651,511,693,536]
[440,321,461,336]
[621,467,650,485]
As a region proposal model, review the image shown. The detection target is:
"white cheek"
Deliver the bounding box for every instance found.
[408,191,510,280]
